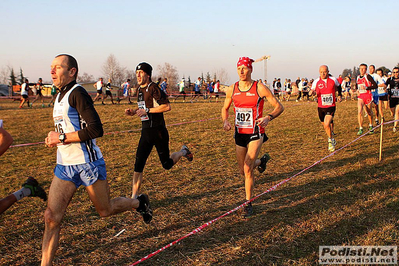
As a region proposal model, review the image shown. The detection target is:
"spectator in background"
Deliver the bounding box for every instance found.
[302,78,310,101]
[160,78,168,95]
[296,78,304,102]
[275,78,281,99]
[19,79,30,108]
[31,78,45,107]
[190,77,201,103]
[286,79,292,101]
[103,78,115,104]
[93,77,104,103]
[174,77,187,102]
[48,84,58,107]
[118,79,133,104]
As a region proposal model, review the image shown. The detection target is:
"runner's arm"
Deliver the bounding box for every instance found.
[377,76,386,88]
[0,126,13,156]
[142,103,171,114]
[221,84,234,131]
[366,75,377,90]
[258,83,284,121]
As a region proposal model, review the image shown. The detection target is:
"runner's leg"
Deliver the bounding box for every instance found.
[41,177,76,266]
[86,179,139,217]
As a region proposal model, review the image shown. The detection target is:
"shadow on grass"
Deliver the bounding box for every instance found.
[112,144,399,265]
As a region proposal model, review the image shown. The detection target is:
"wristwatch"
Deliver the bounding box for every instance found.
[145,107,150,113]
[59,133,66,144]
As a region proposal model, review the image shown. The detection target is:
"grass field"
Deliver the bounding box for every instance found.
[0,97,398,266]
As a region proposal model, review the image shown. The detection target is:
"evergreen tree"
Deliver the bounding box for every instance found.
[206,72,211,83]
[18,68,25,85]
[9,68,17,86]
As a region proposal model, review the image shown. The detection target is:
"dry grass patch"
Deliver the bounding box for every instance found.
[0,98,398,265]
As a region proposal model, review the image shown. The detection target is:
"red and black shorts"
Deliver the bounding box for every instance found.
[318,106,336,122]
[234,131,268,147]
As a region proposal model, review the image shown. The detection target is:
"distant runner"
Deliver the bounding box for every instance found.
[310,65,340,152]
[356,63,377,135]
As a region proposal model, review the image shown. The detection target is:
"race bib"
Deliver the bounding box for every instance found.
[378,86,386,95]
[235,108,253,129]
[392,89,399,98]
[54,116,65,133]
[137,101,149,121]
[358,84,367,94]
[321,93,333,106]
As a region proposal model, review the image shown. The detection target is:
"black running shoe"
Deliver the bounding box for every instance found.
[181,145,193,162]
[257,153,271,173]
[242,202,253,218]
[22,177,47,201]
[136,194,153,224]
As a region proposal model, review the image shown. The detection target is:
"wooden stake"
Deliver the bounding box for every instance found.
[379,117,384,161]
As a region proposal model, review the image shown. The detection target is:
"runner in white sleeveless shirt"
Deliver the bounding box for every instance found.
[41,54,152,266]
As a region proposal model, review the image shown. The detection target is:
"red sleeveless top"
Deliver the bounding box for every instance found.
[232,81,265,134]
[357,75,372,96]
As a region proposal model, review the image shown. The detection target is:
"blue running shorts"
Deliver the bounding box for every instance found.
[54,158,107,188]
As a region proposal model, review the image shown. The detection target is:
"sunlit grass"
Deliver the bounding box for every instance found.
[0,97,398,265]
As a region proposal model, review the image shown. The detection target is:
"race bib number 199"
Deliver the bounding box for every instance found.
[358,84,367,94]
[235,108,253,128]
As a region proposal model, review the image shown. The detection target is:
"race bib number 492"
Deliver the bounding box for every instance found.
[235,108,253,128]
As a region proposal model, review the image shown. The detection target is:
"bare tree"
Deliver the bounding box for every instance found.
[157,62,179,93]
[214,68,230,84]
[77,72,95,83]
[0,66,10,84]
[102,54,126,86]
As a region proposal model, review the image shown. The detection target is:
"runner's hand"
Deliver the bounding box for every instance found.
[125,108,135,116]
[136,109,147,117]
[223,120,231,131]
[256,116,270,128]
[45,131,60,147]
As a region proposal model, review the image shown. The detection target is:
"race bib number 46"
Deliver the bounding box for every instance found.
[321,93,333,106]
[54,116,65,133]
[235,108,253,128]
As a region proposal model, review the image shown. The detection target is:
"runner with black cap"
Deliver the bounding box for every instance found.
[125,62,194,199]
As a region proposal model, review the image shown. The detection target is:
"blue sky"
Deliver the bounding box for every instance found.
[0,0,398,84]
